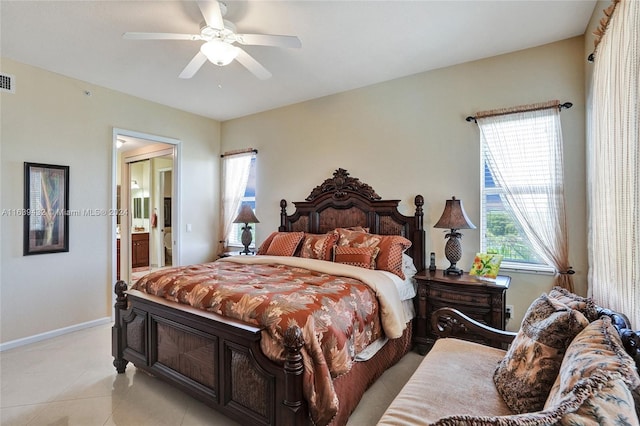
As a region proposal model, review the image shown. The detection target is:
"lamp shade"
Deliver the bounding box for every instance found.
[200,40,240,66]
[433,197,476,230]
[233,204,260,224]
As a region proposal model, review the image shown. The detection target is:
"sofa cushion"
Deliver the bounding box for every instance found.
[493,294,589,414]
[427,373,638,426]
[543,316,640,425]
[416,319,640,426]
[377,338,512,425]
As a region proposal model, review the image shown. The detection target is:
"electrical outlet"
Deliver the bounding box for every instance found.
[506,305,514,320]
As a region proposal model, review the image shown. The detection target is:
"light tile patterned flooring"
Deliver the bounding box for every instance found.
[0,323,423,425]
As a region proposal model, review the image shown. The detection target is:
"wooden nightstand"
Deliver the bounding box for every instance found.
[414,269,510,354]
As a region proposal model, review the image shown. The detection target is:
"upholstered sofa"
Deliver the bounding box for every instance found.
[379,287,640,425]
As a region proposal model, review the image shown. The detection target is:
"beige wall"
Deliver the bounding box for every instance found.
[221,37,587,330]
[0,33,593,343]
[0,58,220,344]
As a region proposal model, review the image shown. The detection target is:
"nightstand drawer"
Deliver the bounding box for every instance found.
[428,287,491,307]
[413,269,510,354]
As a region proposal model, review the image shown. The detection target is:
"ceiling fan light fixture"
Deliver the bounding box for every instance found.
[200,40,239,66]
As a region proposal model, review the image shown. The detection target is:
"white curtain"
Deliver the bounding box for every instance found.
[588,0,639,329]
[478,102,573,291]
[220,151,253,252]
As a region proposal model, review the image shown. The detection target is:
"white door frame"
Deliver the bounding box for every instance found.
[111,129,182,312]
[158,167,172,268]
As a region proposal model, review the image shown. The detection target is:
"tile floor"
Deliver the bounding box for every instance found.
[1,323,423,425]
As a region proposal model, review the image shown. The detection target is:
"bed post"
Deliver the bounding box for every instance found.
[281,325,307,425]
[279,199,288,232]
[413,195,426,272]
[111,280,129,374]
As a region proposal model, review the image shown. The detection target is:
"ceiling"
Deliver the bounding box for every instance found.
[1,1,597,122]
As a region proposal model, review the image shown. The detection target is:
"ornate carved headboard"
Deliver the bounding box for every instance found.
[278,168,426,271]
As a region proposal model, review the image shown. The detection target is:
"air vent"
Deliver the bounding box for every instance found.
[0,73,15,94]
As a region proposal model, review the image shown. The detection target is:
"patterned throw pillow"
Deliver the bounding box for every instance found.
[333,246,380,269]
[343,226,369,233]
[262,232,304,256]
[548,286,599,321]
[257,231,278,255]
[335,228,381,247]
[375,235,412,279]
[334,228,411,279]
[300,232,339,261]
[493,294,590,414]
[543,316,640,424]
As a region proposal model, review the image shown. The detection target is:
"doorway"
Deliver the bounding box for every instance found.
[112,129,181,287]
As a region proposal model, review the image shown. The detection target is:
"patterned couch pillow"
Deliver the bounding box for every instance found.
[262,232,305,256]
[300,232,339,261]
[493,294,589,414]
[548,286,599,321]
[333,246,380,269]
[543,316,640,424]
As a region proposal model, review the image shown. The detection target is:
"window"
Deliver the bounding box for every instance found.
[482,162,545,267]
[226,156,256,248]
[478,104,568,274]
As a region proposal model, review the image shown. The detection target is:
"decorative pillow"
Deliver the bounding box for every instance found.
[402,253,417,280]
[300,232,338,261]
[554,377,640,426]
[333,246,380,269]
[548,286,599,321]
[493,294,590,414]
[334,228,411,279]
[257,231,278,255]
[343,226,369,233]
[262,232,304,256]
[431,410,568,426]
[374,235,412,279]
[335,228,381,247]
[544,316,640,424]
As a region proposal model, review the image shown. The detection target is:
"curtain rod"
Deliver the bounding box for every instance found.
[220,148,258,158]
[588,0,620,63]
[465,102,573,123]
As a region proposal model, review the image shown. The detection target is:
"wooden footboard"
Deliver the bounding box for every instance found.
[112,281,307,426]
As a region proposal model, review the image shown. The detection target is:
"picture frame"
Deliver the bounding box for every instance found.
[469,252,503,279]
[23,162,69,255]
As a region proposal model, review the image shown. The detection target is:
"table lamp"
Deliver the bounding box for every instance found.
[433,196,476,275]
[233,204,260,255]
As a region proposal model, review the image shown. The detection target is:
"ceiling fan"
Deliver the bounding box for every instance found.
[122,0,301,80]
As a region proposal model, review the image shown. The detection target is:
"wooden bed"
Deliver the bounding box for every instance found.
[112,168,426,426]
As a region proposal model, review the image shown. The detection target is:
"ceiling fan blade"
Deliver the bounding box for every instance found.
[197,0,224,30]
[123,32,200,41]
[236,34,302,49]
[179,51,208,79]
[234,49,272,80]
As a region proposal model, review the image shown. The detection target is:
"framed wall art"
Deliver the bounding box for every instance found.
[23,162,69,255]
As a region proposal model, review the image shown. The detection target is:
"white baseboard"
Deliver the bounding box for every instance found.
[0,317,112,352]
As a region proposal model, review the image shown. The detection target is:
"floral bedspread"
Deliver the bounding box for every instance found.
[132,256,401,425]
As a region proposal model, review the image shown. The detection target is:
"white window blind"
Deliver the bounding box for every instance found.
[478,104,569,278]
